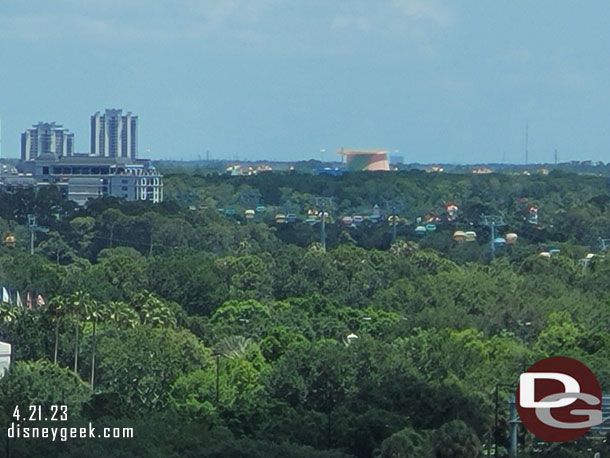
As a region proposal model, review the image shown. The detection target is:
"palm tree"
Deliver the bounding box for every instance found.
[68,290,91,374]
[47,296,66,365]
[0,300,18,325]
[211,336,253,405]
[212,336,252,359]
[85,298,105,391]
[106,301,138,328]
[131,291,177,328]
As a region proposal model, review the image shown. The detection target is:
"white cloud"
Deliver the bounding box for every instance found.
[0,0,283,46]
[0,0,456,58]
[182,0,282,27]
[0,12,178,44]
[391,0,454,27]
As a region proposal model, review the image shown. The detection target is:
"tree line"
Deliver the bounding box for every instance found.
[1,170,610,456]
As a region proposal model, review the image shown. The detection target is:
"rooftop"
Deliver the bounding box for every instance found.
[337,148,388,156]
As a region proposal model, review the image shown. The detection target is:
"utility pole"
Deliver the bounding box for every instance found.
[481,215,505,259]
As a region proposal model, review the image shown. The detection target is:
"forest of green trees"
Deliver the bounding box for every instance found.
[1,169,610,457]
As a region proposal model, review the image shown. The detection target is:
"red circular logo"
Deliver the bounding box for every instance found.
[516,356,601,442]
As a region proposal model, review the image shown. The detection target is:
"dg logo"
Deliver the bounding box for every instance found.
[516,356,605,442]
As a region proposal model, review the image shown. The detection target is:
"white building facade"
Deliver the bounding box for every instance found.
[91,109,138,160]
[21,122,74,161]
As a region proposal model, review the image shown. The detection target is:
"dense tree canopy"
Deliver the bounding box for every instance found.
[0,169,609,456]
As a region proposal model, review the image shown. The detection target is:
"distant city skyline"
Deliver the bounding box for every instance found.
[15,109,139,161]
[2,1,610,163]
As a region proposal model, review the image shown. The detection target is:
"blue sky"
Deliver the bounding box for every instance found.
[1,0,610,163]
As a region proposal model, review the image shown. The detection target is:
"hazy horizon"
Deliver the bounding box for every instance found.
[2,1,610,163]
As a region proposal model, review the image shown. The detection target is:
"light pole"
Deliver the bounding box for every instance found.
[493,382,517,457]
[508,394,518,457]
[26,215,48,255]
[27,215,36,256]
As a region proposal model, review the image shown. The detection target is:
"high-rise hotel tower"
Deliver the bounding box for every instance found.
[21,122,74,160]
[90,109,138,159]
